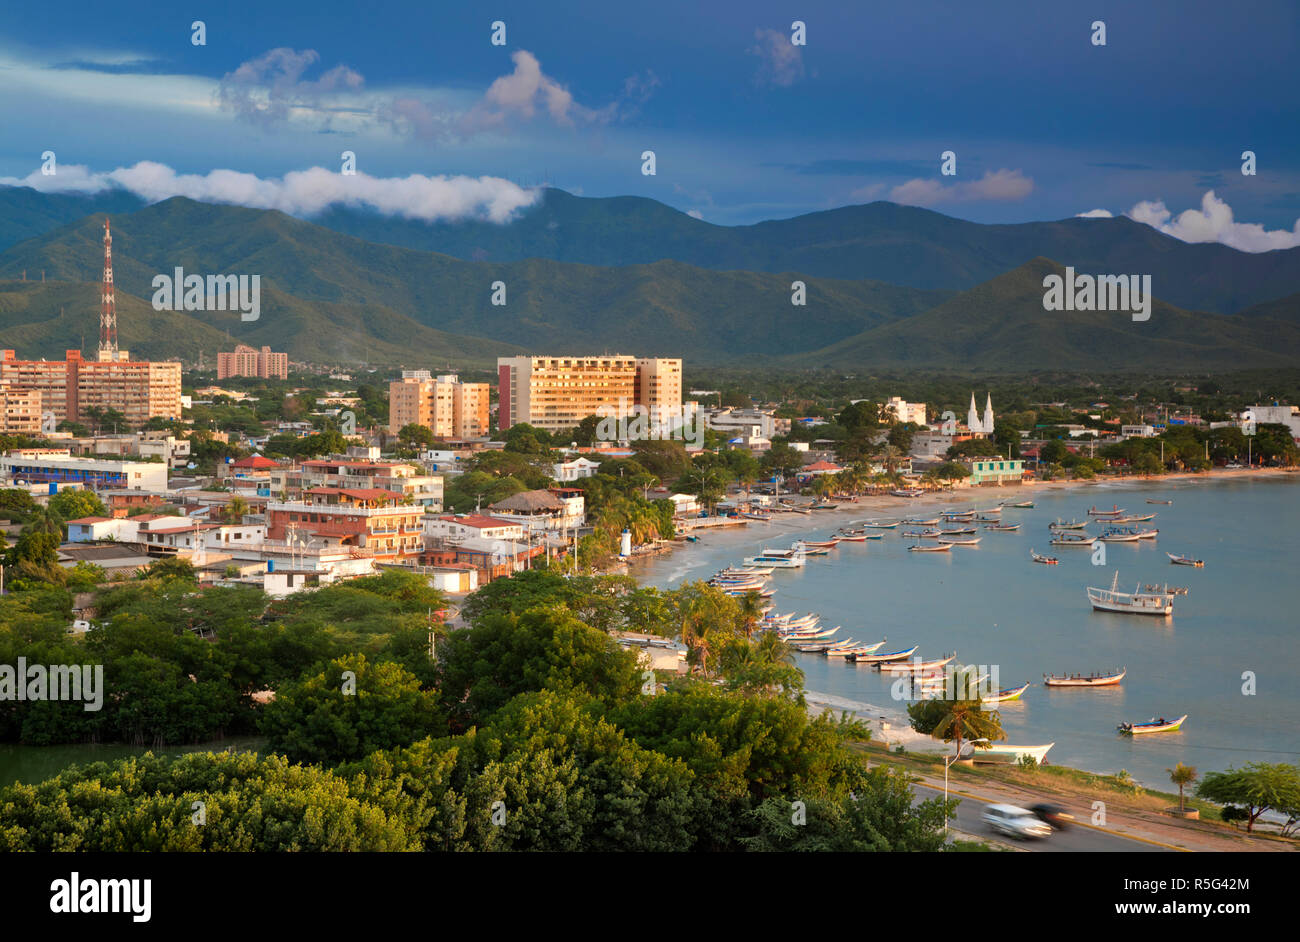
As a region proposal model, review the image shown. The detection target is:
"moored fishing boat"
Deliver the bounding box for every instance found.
[799,538,841,548]
[902,529,942,538]
[909,542,952,552]
[861,520,900,529]
[937,535,981,546]
[838,533,869,542]
[1030,549,1059,564]
[901,517,941,526]
[1099,528,1141,542]
[891,488,924,497]
[1051,533,1097,547]
[1111,513,1157,523]
[879,654,956,673]
[1146,499,1173,505]
[1167,553,1204,567]
[1088,505,1125,517]
[1087,573,1174,615]
[1118,714,1187,735]
[810,501,839,510]
[985,523,1021,531]
[1044,668,1126,687]
[1001,500,1035,508]
[939,526,977,535]
[849,644,919,663]
[966,742,1054,765]
[792,542,830,556]
[1049,519,1088,530]
[983,682,1031,703]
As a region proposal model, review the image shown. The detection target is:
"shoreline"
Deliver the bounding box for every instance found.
[622,466,1296,572]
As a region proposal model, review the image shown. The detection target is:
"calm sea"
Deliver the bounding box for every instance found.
[634,476,1300,789]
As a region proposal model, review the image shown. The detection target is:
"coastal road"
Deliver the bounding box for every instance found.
[914,784,1174,852]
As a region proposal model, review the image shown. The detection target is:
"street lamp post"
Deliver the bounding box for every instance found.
[944,738,990,837]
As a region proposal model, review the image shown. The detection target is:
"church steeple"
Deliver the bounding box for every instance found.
[983,394,994,435]
[967,392,979,433]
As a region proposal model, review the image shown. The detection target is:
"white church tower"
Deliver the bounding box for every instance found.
[966,392,995,435]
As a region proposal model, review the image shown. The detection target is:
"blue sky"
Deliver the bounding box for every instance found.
[1,0,1297,247]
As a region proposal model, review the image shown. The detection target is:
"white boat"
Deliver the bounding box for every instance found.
[1167,553,1204,568]
[880,654,956,673]
[1087,573,1174,616]
[937,536,982,546]
[909,543,952,553]
[965,742,1055,765]
[744,550,806,568]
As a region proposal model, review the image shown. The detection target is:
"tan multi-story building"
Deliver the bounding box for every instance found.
[635,358,683,415]
[217,344,288,380]
[497,355,683,433]
[0,382,42,435]
[388,374,490,439]
[0,349,182,426]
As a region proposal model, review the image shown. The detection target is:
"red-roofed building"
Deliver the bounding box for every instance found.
[266,488,425,564]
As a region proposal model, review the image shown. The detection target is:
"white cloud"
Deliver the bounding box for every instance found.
[217,47,364,127]
[1126,190,1300,252]
[687,209,704,220]
[749,28,805,87]
[1076,208,1114,218]
[0,162,540,224]
[888,169,1034,207]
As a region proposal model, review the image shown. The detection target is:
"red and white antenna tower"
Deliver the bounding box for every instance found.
[98,217,118,361]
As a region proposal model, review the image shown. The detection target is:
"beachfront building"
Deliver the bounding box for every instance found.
[388,373,491,439]
[496,355,683,433]
[1244,404,1300,444]
[965,457,1024,486]
[552,457,601,481]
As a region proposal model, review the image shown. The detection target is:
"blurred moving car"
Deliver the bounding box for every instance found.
[1030,803,1075,830]
[983,803,1052,839]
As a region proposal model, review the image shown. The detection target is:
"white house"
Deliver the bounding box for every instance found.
[552,457,601,482]
[425,514,527,542]
[65,516,140,543]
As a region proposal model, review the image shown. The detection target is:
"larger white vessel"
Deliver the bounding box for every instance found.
[1087,573,1174,616]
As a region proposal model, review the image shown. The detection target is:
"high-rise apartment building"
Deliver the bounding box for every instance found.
[217,344,289,380]
[0,350,182,426]
[496,355,683,432]
[388,374,490,439]
[0,382,42,435]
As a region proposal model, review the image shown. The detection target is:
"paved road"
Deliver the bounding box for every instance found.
[915,784,1174,852]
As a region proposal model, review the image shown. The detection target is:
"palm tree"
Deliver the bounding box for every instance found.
[1168,763,1198,812]
[921,699,1005,758]
[227,495,250,522]
[736,590,765,638]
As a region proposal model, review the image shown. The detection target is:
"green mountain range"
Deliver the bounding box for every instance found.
[3,185,1299,315]
[0,188,1297,371]
[795,258,1300,370]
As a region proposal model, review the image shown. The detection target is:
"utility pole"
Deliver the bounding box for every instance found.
[427,607,436,661]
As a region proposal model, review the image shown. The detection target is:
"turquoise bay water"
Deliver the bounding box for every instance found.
[633,477,1300,788]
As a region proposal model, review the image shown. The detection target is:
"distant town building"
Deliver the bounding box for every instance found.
[966,392,995,436]
[388,373,490,439]
[884,396,927,426]
[1245,404,1300,444]
[703,408,777,439]
[965,457,1024,486]
[266,488,425,564]
[0,382,43,434]
[217,344,289,380]
[0,450,169,491]
[496,355,683,432]
[0,349,182,426]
